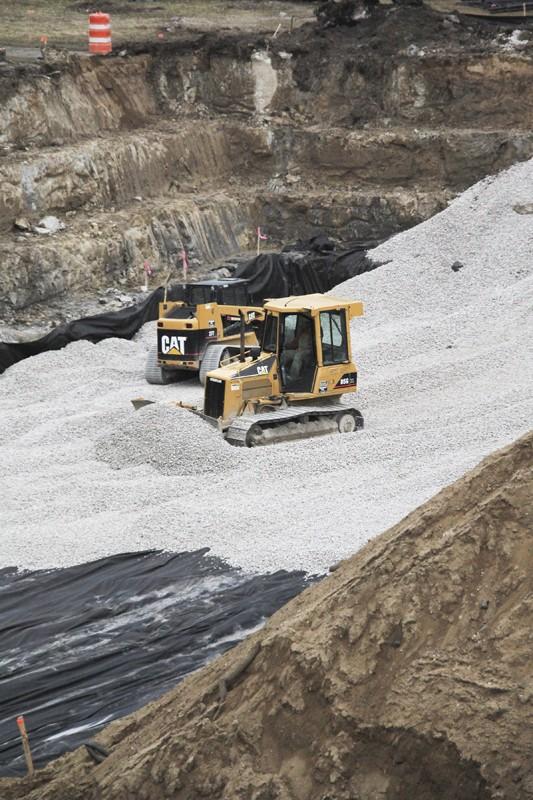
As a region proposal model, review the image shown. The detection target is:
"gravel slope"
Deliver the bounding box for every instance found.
[0,160,532,574]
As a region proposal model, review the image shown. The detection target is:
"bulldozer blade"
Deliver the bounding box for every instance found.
[131,397,156,411]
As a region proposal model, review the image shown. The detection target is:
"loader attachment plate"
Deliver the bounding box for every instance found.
[131,397,156,411]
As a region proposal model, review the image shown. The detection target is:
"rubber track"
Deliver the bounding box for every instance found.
[145,344,169,385]
[226,404,363,447]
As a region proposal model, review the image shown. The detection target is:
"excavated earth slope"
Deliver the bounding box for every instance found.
[3,431,531,800]
[3,7,533,312]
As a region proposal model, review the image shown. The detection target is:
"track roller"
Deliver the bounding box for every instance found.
[226,404,364,447]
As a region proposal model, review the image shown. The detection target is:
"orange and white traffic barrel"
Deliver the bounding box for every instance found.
[88,12,112,55]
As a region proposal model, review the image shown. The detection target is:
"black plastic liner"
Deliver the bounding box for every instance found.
[0,550,311,776]
[0,287,170,375]
[0,236,378,375]
[234,252,323,303]
[234,235,377,304]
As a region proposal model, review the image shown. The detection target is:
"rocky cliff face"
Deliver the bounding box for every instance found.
[2,8,533,312]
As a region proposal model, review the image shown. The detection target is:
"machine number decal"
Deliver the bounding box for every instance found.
[231,382,240,391]
[160,335,187,355]
[208,319,216,327]
[319,380,328,393]
[208,330,216,337]
[335,372,357,389]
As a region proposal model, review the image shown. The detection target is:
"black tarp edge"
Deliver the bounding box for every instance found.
[0,237,379,375]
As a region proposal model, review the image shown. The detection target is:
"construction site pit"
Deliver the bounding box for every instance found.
[0,2,533,798]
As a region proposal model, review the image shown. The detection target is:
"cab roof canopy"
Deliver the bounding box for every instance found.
[264,293,364,317]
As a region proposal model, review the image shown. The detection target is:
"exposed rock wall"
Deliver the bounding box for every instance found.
[0,57,156,151]
[0,195,249,310]
[4,124,532,235]
[2,17,533,312]
[0,124,272,233]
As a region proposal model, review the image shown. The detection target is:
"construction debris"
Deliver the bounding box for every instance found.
[33,216,65,235]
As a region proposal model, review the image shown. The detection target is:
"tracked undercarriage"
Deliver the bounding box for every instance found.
[225,403,364,447]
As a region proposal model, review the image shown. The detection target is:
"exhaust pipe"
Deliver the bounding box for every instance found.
[239,310,246,362]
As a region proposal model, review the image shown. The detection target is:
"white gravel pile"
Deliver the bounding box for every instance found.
[95,404,241,475]
[1,159,532,574]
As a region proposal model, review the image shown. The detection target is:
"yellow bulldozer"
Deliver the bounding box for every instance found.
[201,293,364,445]
[145,278,263,385]
[134,293,364,446]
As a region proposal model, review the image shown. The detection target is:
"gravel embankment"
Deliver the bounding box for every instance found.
[0,160,532,574]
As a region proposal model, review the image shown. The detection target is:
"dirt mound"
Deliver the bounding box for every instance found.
[3,431,531,799]
[286,2,504,64]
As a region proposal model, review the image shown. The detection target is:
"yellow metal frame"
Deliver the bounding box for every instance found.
[204,294,364,427]
[156,302,264,369]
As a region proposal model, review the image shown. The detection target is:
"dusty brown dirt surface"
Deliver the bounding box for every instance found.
[2,0,314,51]
[3,430,532,800]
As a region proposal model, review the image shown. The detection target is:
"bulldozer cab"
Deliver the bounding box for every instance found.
[159,279,251,320]
[260,296,359,394]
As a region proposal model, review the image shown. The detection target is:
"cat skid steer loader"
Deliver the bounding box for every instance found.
[200,293,365,446]
[145,279,263,386]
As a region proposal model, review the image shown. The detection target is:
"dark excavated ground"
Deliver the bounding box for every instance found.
[126,4,533,64]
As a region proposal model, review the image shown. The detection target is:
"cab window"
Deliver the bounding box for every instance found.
[282,314,298,342]
[220,285,248,305]
[189,286,210,305]
[262,314,278,352]
[320,310,348,365]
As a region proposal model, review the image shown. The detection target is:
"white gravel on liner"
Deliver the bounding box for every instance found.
[1,159,532,575]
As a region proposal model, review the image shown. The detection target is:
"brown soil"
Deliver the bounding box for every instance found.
[1,0,314,51]
[3,431,532,800]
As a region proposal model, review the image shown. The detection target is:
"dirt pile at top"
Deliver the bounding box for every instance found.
[285,2,533,68]
[4,431,531,800]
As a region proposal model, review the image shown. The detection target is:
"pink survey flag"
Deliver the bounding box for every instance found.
[180,249,189,279]
[143,260,153,277]
[257,227,268,240]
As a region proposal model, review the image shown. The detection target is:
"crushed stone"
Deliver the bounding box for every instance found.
[0,159,532,574]
[95,405,240,475]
